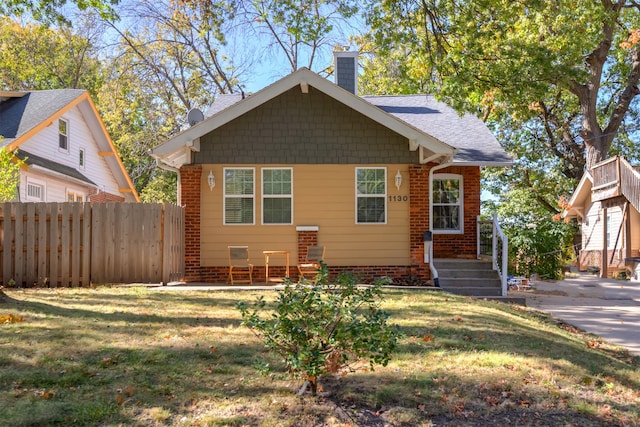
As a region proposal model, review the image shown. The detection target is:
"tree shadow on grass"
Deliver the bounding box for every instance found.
[1,338,280,427]
[324,370,628,427]
[2,293,244,329]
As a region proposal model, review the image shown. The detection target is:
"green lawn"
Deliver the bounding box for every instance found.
[1,286,639,426]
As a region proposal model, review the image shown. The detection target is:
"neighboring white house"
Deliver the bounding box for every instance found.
[563,156,640,280]
[0,90,138,203]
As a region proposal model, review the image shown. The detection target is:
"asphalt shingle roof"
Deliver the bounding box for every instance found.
[363,95,511,164]
[15,150,96,186]
[0,90,85,147]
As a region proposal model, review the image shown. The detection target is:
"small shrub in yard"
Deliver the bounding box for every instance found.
[237,264,401,396]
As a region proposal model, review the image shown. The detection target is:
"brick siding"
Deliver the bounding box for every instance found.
[432,166,480,259]
[180,164,203,281]
[88,190,125,203]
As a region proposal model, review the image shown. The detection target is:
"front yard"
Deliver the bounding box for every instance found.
[1,286,639,426]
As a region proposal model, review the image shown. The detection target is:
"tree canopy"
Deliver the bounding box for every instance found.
[0,146,23,202]
[366,0,640,173]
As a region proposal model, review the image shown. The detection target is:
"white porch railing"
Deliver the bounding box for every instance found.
[478,213,509,296]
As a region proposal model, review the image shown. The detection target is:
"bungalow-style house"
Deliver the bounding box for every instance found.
[0,90,139,203]
[151,52,511,288]
[563,156,640,280]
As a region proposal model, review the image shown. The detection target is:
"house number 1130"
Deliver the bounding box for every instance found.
[388,195,409,202]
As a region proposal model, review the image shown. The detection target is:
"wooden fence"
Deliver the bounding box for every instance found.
[0,203,184,287]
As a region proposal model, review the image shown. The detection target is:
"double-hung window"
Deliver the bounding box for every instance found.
[58,119,69,151]
[432,174,463,232]
[224,168,255,224]
[262,168,292,224]
[356,167,386,224]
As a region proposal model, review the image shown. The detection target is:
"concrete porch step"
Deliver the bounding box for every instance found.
[433,258,502,297]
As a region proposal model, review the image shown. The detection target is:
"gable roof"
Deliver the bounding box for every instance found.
[562,171,593,220]
[0,90,86,146]
[151,68,511,169]
[363,95,511,165]
[0,90,139,201]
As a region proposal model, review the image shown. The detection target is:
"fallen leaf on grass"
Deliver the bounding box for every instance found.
[38,390,55,399]
[1,313,25,324]
[422,334,434,342]
[588,340,601,348]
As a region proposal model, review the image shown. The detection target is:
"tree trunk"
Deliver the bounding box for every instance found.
[585,140,607,171]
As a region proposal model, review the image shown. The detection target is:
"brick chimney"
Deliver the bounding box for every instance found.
[333,51,358,95]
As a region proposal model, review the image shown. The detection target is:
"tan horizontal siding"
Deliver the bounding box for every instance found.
[200,164,410,267]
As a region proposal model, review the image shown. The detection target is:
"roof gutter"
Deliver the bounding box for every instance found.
[29,164,98,189]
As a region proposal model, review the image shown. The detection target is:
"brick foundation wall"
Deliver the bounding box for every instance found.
[186,265,415,284]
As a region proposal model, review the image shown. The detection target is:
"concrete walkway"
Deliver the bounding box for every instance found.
[515,274,640,356]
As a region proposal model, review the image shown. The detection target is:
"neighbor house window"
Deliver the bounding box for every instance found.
[26,180,45,201]
[224,168,255,224]
[58,119,69,151]
[432,174,463,232]
[78,148,85,168]
[262,168,292,224]
[606,214,612,249]
[356,167,386,224]
[67,190,85,202]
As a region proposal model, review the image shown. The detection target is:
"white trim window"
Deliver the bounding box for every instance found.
[224,168,255,225]
[58,118,69,151]
[67,189,85,202]
[356,167,386,224]
[26,179,45,201]
[262,168,293,224]
[432,174,463,233]
[78,147,85,169]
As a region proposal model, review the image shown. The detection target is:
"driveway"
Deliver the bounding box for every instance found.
[520,274,640,356]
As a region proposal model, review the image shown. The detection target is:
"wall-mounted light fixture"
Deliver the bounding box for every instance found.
[208,170,215,191]
[395,170,402,190]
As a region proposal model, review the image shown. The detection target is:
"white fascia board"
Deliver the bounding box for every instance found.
[562,171,593,218]
[450,160,514,167]
[152,69,456,158]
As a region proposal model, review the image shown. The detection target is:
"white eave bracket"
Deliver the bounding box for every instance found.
[186,137,200,152]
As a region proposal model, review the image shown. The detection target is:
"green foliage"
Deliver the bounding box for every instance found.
[366,0,640,169]
[237,264,401,395]
[0,146,22,202]
[498,207,575,280]
[0,17,104,94]
[1,0,119,24]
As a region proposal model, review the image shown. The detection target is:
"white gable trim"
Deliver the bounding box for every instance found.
[562,171,594,219]
[151,68,455,167]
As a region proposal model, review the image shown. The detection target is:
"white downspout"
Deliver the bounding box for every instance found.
[427,159,454,287]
